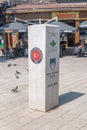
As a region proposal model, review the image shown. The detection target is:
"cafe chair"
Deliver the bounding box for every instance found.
[81,46,87,56]
[72,46,79,56]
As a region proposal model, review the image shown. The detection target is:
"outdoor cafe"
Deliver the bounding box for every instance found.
[0,21,28,59]
[0,19,87,59]
[72,20,87,57]
[72,41,87,57]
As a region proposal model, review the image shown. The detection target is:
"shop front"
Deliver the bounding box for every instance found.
[52,11,79,47]
[5,3,87,47]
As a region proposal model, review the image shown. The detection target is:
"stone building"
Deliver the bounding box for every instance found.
[4,2,87,46]
[6,0,56,5]
[0,0,7,25]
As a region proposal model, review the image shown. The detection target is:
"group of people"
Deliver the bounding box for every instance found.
[60,39,87,57]
[15,41,28,57]
[73,40,87,57]
[1,39,28,59]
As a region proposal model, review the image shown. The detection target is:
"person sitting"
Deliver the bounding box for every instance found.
[78,42,83,57]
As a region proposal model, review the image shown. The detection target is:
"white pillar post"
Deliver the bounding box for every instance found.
[28,24,60,112]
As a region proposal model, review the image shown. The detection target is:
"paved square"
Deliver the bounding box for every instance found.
[0,56,87,130]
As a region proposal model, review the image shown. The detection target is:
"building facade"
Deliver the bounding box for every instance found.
[4,2,87,47]
[0,0,7,25]
[6,0,56,5]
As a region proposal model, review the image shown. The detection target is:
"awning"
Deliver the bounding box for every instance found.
[0,22,28,32]
[49,20,76,33]
[79,21,87,28]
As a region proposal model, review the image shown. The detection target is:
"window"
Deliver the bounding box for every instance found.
[8,15,14,20]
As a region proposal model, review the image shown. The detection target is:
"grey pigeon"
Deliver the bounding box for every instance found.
[26,68,29,72]
[11,86,19,92]
[16,70,21,74]
[16,75,19,79]
[14,64,18,66]
[8,63,11,67]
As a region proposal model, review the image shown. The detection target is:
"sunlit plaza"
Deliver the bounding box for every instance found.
[0,0,87,130]
[0,56,87,130]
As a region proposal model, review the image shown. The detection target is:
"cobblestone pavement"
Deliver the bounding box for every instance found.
[0,56,87,130]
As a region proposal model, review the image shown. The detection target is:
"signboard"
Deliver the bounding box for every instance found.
[30,47,43,64]
[52,12,79,20]
[46,30,59,93]
[0,37,4,48]
[12,33,18,48]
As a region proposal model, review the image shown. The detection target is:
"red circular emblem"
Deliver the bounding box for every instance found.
[30,48,42,63]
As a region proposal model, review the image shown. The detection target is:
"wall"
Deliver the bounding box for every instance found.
[6,12,52,22]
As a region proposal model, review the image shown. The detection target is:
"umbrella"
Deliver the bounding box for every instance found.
[49,20,76,33]
[79,21,87,28]
[0,22,28,32]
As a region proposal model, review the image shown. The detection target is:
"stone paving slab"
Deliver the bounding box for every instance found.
[0,56,87,130]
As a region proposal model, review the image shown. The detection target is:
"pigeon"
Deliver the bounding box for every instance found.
[16,75,19,79]
[11,86,19,92]
[14,64,17,66]
[8,63,11,67]
[16,70,21,74]
[26,68,29,72]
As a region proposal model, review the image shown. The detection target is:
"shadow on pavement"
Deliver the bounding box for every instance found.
[59,91,85,106]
